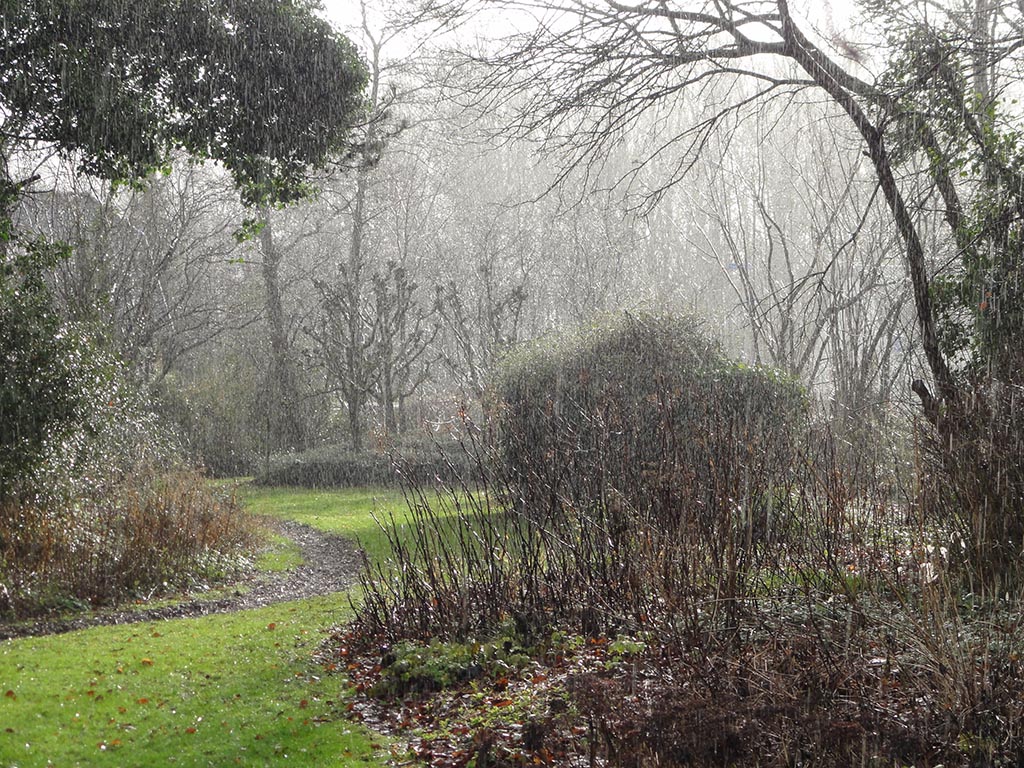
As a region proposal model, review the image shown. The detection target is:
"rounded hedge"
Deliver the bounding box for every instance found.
[493,313,809,533]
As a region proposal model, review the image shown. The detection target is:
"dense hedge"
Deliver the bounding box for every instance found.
[493,313,809,535]
[253,439,480,489]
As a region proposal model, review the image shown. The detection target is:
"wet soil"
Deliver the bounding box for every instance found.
[0,520,363,641]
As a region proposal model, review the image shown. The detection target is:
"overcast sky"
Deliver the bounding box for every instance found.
[317,0,864,57]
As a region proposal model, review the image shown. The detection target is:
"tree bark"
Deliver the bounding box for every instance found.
[259,205,306,451]
[778,0,958,406]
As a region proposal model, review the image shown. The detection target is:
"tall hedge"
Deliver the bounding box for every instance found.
[493,313,808,539]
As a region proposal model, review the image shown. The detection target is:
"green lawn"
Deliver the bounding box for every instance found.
[238,485,475,567]
[0,485,415,768]
[239,486,408,566]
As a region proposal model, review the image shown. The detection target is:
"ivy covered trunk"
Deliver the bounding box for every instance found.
[886,32,1024,587]
[781,8,1024,585]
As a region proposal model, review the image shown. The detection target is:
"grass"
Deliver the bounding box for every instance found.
[239,486,404,563]
[0,483,418,768]
[238,485,456,566]
[256,534,304,574]
[0,595,384,767]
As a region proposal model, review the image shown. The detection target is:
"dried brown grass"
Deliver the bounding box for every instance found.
[0,470,261,619]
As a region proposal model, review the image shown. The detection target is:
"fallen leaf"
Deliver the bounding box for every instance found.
[140,658,154,667]
[3,690,15,700]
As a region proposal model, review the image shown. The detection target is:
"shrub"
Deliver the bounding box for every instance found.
[493,312,808,538]
[352,315,828,645]
[0,236,110,501]
[0,469,261,619]
[253,437,481,489]
[917,381,1024,590]
[155,355,267,478]
[0,236,260,620]
[345,313,1024,767]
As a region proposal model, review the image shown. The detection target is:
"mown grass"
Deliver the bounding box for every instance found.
[0,484,418,768]
[256,533,305,574]
[239,485,459,566]
[0,595,385,768]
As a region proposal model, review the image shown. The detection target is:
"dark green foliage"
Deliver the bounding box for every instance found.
[372,636,531,698]
[0,237,107,499]
[0,0,368,488]
[156,354,268,477]
[2,0,367,206]
[494,313,808,534]
[879,31,1024,581]
[884,33,1024,382]
[254,440,481,488]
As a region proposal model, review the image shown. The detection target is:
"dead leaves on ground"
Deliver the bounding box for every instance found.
[323,630,626,767]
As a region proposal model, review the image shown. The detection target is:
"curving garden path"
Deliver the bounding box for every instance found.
[0,520,363,641]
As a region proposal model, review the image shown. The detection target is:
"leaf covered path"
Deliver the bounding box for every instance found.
[0,520,363,640]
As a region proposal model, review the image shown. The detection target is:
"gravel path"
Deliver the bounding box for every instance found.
[0,520,363,641]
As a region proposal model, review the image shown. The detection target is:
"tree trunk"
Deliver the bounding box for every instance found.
[779,0,958,407]
[348,395,364,452]
[345,170,369,452]
[259,205,306,452]
[382,360,397,436]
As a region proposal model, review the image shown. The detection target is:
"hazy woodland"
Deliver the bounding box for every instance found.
[5,0,1024,765]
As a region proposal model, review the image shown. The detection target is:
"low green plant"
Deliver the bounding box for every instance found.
[373,635,532,698]
[607,635,646,658]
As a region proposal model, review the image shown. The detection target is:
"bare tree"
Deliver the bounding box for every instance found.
[372,262,438,434]
[417,0,1024,574]
[432,0,1024,402]
[306,0,416,449]
[16,163,257,382]
[435,263,527,399]
[688,104,912,397]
